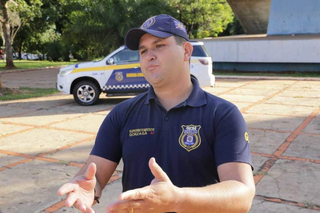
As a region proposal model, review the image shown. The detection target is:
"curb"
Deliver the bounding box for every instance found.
[215,75,320,81]
[0,66,66,74]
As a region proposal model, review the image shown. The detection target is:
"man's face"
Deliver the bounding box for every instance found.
[138,34,186,88]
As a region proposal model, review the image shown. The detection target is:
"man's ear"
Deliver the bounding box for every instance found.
[183,42,193,62]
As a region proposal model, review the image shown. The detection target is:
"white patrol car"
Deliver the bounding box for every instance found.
[57,41,215,106]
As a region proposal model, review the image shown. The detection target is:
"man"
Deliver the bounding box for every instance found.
[58,14,255,213]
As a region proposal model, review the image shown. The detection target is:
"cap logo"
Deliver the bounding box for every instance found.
[141,16,156,29]
[174,20,187,33]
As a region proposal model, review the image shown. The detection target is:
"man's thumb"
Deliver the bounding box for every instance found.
[149,157,169,181]
[84,162,96,180]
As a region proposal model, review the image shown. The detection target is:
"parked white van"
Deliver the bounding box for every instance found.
[57,41,215,106]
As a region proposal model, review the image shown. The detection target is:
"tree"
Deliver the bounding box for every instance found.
[0,0,42,67]
[0,0,15,68]
[4,0,237,63]
[219,15,245,36]
[12,0,42,60]
[169,0,234,39]
[62,0,174,60]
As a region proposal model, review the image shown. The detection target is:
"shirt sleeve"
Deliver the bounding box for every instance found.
[90,107,122,163]
[214,105,253,169]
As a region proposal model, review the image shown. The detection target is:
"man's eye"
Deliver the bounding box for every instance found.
[156,44,164,48]
[140,50,146,54]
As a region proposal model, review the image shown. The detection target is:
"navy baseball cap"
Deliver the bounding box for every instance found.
[125,14,189,50]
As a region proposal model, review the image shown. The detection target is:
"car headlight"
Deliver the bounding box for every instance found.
[59,67,74,77]
[59,65,75,77]
[59,69,73,77]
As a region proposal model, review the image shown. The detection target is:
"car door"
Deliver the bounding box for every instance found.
[104,48,150,94]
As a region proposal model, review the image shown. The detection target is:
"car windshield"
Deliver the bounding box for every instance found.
[192,45,210,57]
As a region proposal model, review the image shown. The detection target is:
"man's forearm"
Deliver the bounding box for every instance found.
[92,179,102,205]
[174,180,255,213]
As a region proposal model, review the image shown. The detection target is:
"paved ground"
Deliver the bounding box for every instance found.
[0,69,320,212]
[1,68,60,89]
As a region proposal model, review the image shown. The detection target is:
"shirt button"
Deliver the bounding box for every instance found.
[164,117,169,121]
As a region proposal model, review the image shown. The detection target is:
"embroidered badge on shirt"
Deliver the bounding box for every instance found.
[129,128,155,137]
[179,125,201,152]
[244,132,250,143]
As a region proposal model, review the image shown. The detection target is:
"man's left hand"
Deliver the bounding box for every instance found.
[106,157,181,213]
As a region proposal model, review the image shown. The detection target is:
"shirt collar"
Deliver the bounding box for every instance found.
[145,86,157,104]
[144,76,207,107]
[185,77,207,107]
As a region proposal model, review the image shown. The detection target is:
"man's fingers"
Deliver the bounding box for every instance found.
[57,183,78,196]
[65,192,78,207]
[86,206,95,213]
[74,198,87,212]
[106,199,143,212]
[149,157,169,182]
[119,188,150,200]
[84,162,97,180]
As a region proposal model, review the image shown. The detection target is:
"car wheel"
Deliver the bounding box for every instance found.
[73,81,100,106]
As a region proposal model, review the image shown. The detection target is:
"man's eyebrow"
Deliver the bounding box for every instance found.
[138,45,145,51]
[138,38,165,50]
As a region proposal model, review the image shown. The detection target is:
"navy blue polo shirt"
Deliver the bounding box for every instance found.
[91,78,252,192]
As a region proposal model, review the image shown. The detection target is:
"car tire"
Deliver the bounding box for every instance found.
[73,81,101,106]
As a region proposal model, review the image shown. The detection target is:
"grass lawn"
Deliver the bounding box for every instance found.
[0,87,60,101]
[0,60,77,71]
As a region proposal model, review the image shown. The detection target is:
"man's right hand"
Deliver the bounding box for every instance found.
[58,162,97,213]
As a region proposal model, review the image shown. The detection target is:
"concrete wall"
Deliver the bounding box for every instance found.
[212,62,320,72]
[267,0,320,35]
[198,35,320,63]
[207,0,320,71]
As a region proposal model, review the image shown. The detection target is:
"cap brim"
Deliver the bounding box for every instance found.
[125,28,173,50]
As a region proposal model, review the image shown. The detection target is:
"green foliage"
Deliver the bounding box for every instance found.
[62,0,174,60]
[169,0,234,39]
[14,0,42,25]
[13,0,74,59]
[219,16,245,36]
[9,0,239,61]
[13,0,47,58]
[44,40,65,61]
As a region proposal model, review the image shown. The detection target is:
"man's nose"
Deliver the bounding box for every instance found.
[146,50,156,61]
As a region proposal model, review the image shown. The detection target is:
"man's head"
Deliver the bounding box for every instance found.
[125,14,193,89]
[125,14,189,50]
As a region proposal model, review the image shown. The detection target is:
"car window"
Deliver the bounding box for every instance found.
[112,49,139,64]
[191,45,210,57]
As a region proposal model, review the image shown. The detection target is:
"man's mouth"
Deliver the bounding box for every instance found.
[147,64,159,71]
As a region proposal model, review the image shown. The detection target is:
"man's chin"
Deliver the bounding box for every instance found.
[145,76,163,86]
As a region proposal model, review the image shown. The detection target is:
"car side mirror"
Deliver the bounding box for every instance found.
[107,58,114,65]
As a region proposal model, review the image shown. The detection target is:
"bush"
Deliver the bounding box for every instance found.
[44,41,70,61]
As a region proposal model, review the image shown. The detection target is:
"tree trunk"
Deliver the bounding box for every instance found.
[0,0,14,69]
[19,39,22,60]
[0,74,3,88]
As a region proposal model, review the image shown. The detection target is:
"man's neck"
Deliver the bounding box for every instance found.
[153,77,193,111]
